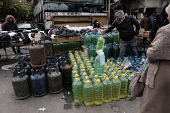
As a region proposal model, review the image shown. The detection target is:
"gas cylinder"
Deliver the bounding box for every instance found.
[41,40,53,58]
[29,41,46,68]
[12,68,31,100]
[30,68,47,96]
[47,66,63,93]
[60,60,72,83]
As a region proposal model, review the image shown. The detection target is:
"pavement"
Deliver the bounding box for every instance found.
[0,47,142,113]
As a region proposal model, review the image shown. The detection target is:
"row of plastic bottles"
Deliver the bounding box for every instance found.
[53,41,84,53]
[84,31,120,48]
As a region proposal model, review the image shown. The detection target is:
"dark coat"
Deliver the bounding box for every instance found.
[140,16,152,31]
[150,4,169,38]
[2,22,18,31]
[105,16,140,41]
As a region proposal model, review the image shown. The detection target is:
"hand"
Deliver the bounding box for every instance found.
[134,36,137,40]
[101,30,105,35]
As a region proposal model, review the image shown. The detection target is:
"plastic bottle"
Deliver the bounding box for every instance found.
[73,78,83,103]
[87,66,92,75]
[119,74,128,98]
[116,62,121,68]
[92,75,99,83]
[126,70,131,78]
[117,70,122,77]
[101,74,108,82]
[96,35,105,51]
[109,72,115,81]
[103,77,112,103]
[112,76,121,101]
[106,59,110,65]
[89,71,95,80]
[107,69,112,76]
[80,69,86,77]
[81,72,88,80]
[83,80,94,106]
[119,64,124,70]
[94,79,103,105]
[72,71,78,81]
[122,67,127,73]
[127,74,135,98]
[109,62,113,67]
[94,56,104,78]
[90,57,95,67]
[83,76,91,84]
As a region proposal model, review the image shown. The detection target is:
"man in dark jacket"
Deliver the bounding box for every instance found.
[140,13,152,31]
[150,4,169,43]
[2,15,22,55]
[102,10,140,58]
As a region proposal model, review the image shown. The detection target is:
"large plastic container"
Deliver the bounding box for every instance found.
[83,80,94,106]
[112,76,121,101]
[94,56,104,78]
[94,79,103,105]
[103,77,112,103]
[119,74,128,98]
[73,78,83,103]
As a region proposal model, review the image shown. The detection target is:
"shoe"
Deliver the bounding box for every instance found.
[17,52,23,55]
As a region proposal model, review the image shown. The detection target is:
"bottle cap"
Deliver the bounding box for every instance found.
[82,69,85,72]
[73,67,76,70]
[104,64,107,66]
[87,61,90,63]
[107,59,110,62]
[114,76,118,79]
[121,64,124,67]
[103,74,106,76]
[89,66,92,68]
[74,62,77,65]
[109,69,112,71]
[117,62,120,64]
[91,68,94,71]
[73,71,77,73]
[75,74,79,77]
[91,57,94,59]
[106,66,109,68]
[91,71,94,74]
[94,75,98,78]
[112,64,116,67]
[96,79,100,82]
[83,72,87,75]
[123,67,126,69]
[110,62,113,65]
[86,80,90,84]
[88,63,91,65]
[131,74,135,77]
[118,70,121,73]
[104,70,106,72]
[111,72,115,75]
[127,70,130,73]
[82,66,85,69]
[105,77,109,81]
[75,78,79,81]
[85,76,89,79]
[122,74,126,77]
[81,64,84,66]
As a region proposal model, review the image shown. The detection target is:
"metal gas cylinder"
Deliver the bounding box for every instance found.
[47,66,63,93]
[12,67,31,100]
[60,60,72,83]
[30,68,47,97]
[29,41,46,68]
[41,40,53,58]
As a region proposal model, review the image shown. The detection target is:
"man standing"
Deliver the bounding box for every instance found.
[140,13,152,31]
[3,15,22,55]
[149,11,157,24]
[102,10,140,58]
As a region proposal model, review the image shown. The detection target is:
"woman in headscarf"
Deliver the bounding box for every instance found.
[138,4,170,113]
[92,20,100,29]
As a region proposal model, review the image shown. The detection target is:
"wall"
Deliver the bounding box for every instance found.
[138,0,160,8]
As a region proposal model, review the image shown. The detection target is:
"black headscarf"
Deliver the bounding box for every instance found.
[93,20,100,28]
[161,4,169,26]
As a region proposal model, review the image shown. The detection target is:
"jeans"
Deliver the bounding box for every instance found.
[119,38,138,58]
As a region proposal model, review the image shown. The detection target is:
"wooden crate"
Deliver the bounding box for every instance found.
[52,36,84,43]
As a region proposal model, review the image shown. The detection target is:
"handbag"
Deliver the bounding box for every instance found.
[129,59,148,97]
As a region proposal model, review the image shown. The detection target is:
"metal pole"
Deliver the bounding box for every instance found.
[106,0,108,25]
[108,0,110,25]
